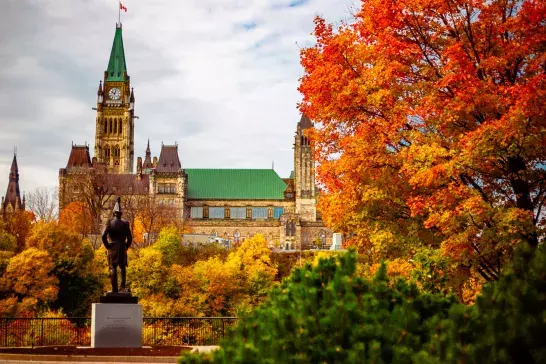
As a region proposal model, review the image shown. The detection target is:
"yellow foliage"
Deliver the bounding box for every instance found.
[370,258,414,280]
[225,234,277,280]
[0,248,58,315]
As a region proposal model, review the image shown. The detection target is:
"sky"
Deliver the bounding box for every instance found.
[0,0,356,196]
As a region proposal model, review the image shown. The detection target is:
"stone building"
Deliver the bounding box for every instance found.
[1,154,25,217]
[59,23,331,249]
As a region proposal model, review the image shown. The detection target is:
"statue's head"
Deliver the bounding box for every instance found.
[113,197,122,218]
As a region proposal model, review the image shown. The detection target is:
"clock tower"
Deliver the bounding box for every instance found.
[94,24,135,174]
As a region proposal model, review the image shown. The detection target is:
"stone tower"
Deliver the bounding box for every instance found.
[94,24,135,174]
[294,114,316,221]
[1,153,25,215]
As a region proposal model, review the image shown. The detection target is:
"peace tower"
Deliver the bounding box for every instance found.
[94,24,135,174]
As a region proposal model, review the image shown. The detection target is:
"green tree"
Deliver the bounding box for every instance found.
[0,230,17,252]
[153,226,183,266]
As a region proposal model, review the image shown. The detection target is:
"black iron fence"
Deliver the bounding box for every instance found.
[0,317,238,347]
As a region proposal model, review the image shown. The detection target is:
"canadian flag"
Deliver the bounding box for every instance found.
[120,2,128,12]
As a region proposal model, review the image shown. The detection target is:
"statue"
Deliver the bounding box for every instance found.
[102,197,133,294]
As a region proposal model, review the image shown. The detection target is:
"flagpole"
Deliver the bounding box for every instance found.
[118,1,121,26]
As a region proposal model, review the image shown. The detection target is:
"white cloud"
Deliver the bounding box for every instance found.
[0,0,357,196]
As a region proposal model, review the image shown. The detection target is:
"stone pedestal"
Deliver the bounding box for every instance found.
[91,303,142,348]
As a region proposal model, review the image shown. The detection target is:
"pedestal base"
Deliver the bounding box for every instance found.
[100,292,138,304]
[91,303,142,348]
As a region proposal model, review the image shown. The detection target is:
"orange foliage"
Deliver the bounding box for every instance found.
[2,210,34,252]
[299,0,546,285]
[59,201,93,236]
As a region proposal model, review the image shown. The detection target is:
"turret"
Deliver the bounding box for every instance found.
[97,80,104,103]
[294,114,317,221]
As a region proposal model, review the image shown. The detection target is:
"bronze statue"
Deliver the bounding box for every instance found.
[102,197,133,294]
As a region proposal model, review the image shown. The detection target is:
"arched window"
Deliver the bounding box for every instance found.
[104,120,107,133]
[285,221,296,237]
[105,147,111,158]
[118,119,122,134]
[234,230,240,243]
[109,118,113,134]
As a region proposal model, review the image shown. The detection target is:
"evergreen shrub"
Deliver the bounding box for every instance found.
[180,245,546,364]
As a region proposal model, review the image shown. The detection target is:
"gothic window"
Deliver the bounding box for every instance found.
[118,119,122,134]
[285,221,296,237]
[104,120,108,133]
[109,118,113,134]
[105,147,111,158]
[234,230,240,243]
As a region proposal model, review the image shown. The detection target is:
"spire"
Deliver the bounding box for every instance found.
[142,140,153,169]
[298,114,313,130]
[97,80,103,96]
[106,25,127,81]
[2,153,22,213]
[9,153,19,181]
[130,87,135,102]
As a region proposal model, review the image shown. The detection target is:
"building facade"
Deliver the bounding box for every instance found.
[59,24,331,249]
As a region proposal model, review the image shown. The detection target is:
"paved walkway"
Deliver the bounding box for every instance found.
[0,346,219,363]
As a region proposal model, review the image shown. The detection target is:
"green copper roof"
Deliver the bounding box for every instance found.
[106,25,127,81]
[185,169,287,200]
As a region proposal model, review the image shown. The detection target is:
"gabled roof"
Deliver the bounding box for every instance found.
[156,144,181,173]
[185,169,287,200]
[106,25,127,81]
[66,145,92,169]
[106,174,150,195]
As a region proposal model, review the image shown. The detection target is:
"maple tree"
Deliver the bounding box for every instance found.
[299,0,546,282]
[59,201,93,236]
[133,196,179,246]
[0,248,58,316]
[1,210,34,252]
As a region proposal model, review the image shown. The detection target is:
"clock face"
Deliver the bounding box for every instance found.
[108,88,121,100]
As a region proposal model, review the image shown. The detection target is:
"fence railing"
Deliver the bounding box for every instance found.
[0,317,238,347]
